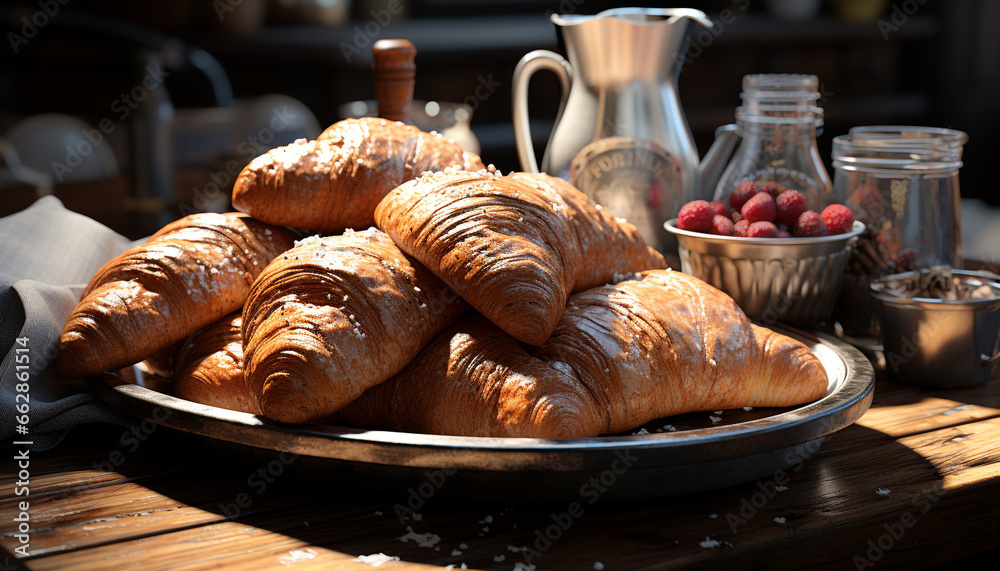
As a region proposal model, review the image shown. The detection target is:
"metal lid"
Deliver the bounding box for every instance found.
[832,126,967,173]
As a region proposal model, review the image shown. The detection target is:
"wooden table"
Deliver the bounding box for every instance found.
[3,372,999,570]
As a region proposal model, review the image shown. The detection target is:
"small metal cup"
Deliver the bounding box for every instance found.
[870,269,1000,387]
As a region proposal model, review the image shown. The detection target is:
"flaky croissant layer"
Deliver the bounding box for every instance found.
[232,117,485,233]
[341,269,829,439]
[174,312,258,414]
[55,213,298,378]
[374,169,667,346]
[241,228,468,423]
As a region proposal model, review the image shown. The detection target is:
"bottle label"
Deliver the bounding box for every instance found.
[568,137,682,251]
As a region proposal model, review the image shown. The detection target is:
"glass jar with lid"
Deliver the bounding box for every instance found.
[831,125,968,339]
[712,74,833,209]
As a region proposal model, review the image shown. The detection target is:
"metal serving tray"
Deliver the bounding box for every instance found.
[87,325,874,501]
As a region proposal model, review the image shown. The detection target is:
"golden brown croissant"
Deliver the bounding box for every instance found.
[231,117,485,233]
[242,228,469,424]
[374,169,667,345]
[173,312,257,414]
[54,213,298,378]
[340,269,829,439]
[140,340,183,379]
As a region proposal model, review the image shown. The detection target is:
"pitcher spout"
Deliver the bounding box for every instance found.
[551,7,713,86]
[551,8,713,29]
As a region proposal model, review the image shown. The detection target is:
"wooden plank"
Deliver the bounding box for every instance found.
[0,426,197,507]
[21,521,444,571]
[813,377,1000,455]
[0,471,128,505]
[4,379,998,570]
[15,416,1000,571]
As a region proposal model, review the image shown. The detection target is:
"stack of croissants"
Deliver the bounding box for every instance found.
[54,118,829,439]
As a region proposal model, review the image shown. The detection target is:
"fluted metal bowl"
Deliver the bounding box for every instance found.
[664,220,865,328]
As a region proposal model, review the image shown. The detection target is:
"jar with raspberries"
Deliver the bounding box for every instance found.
[711,74,834,213]
[830,126,968,339]
[665,181,864,328]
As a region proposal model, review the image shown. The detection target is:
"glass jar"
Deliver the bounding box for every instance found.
[831,125,968,339]
[713,74,833,209]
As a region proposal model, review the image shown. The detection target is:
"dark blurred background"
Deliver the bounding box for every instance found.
[1,0,997,244]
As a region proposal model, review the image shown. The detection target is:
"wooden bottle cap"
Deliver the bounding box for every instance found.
[372,39,416,123]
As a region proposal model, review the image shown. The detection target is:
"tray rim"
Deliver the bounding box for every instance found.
[86,324,875,472]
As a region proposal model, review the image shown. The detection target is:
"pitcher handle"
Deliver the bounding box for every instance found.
[513,50,572,173]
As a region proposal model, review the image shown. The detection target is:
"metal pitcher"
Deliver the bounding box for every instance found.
[513,7,737,253]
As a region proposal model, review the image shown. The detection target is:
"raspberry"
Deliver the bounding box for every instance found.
[792,210,829,237]
[729,181,760,212]
[731,211,742,223]
[708,200,730,218]
[775,190,808,227]
[895,248,918,272]
[741,192,776,223]
[710,215,735,236]
[677,200,713,232]
[778,229,792,238]
[734,219,749,237]
[821,204,855,235]
[747,221,779,238]
[761,181,784,198]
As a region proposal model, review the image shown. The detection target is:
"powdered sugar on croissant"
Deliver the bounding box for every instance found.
[241,228,468,423]
[232,117,485,233]
[55,213,298,378]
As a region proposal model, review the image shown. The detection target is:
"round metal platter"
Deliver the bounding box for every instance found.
[86,324,874,501]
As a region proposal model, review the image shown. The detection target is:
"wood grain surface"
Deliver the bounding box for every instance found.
[3,374,999,570]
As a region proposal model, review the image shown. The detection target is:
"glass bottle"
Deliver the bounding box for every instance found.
[713,74,833,209]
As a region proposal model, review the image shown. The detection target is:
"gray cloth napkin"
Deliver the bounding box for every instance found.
[0,196,141,450]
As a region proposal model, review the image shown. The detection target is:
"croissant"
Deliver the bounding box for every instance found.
[242,228,469,423]
[140,340,183,379]
[54,213,298,378]
[374,169,666,346]
[231,117,485,233]
[173,312,257,414]
[340,269,829,439]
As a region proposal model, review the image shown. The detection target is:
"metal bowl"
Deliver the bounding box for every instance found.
[870,269,1000,387]
[664,220,864,328]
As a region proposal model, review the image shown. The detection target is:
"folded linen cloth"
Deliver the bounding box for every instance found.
[0,196,140,450]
